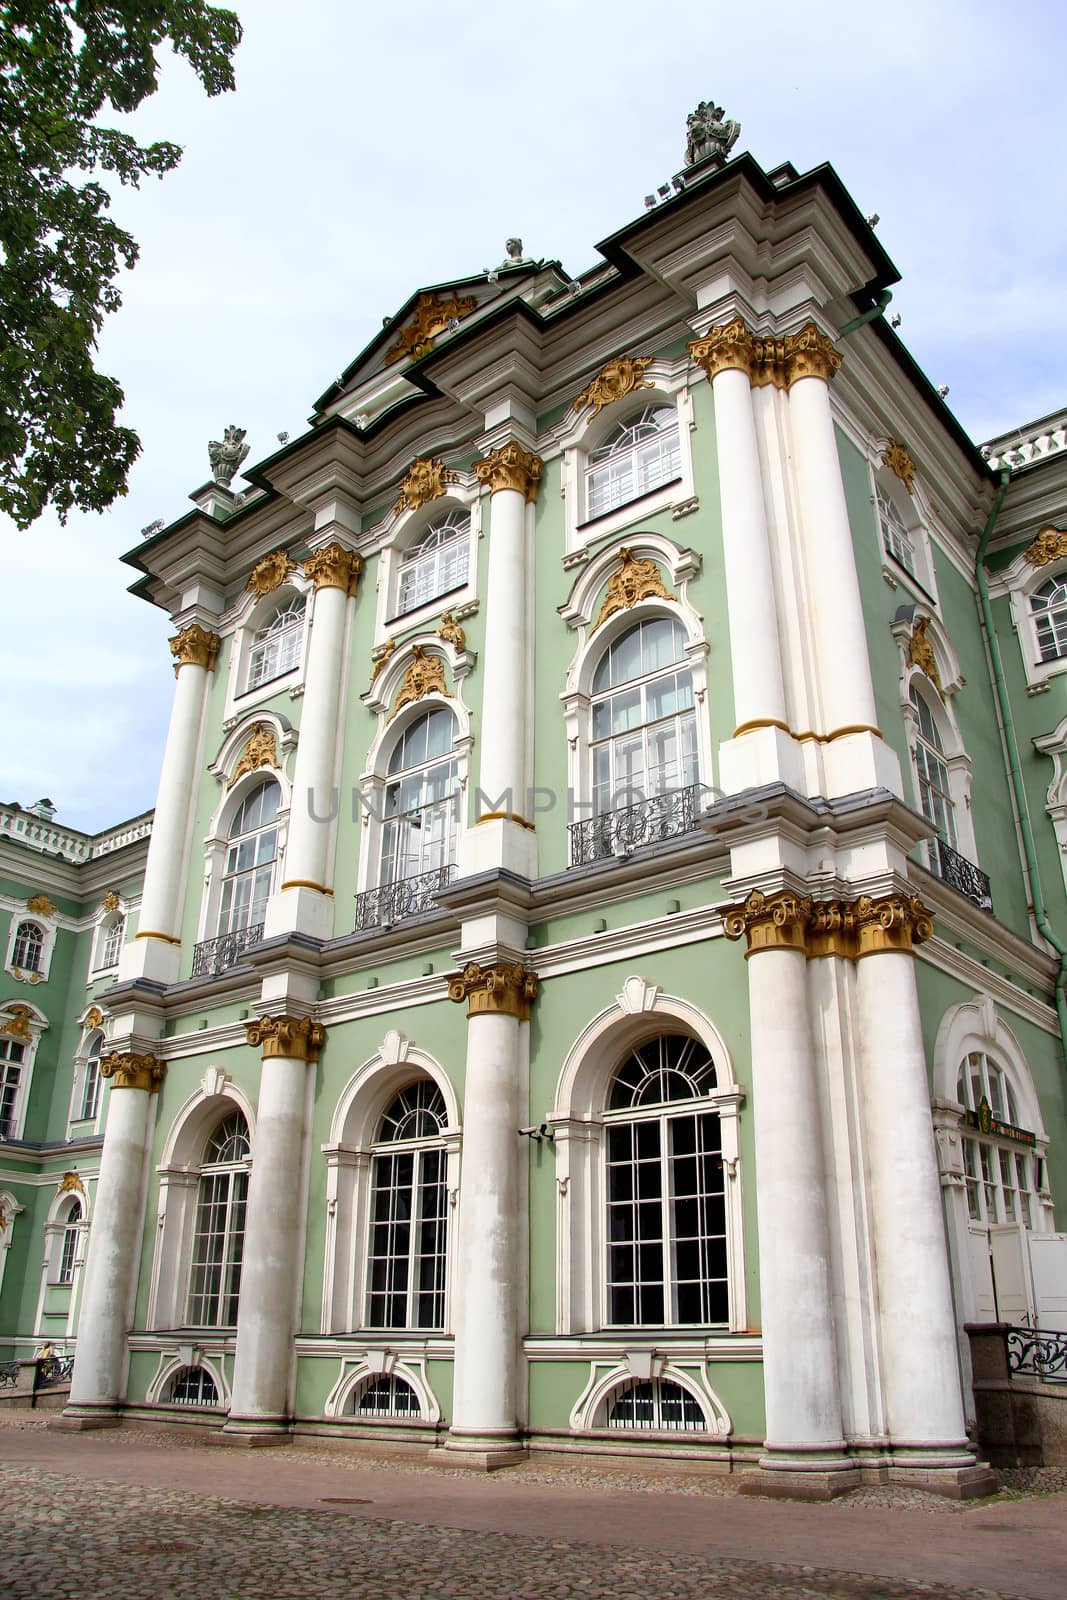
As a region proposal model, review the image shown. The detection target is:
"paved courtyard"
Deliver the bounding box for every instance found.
[1,1415,1065,1600]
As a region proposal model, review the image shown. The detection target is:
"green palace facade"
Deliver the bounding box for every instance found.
[2,117,1066,1495]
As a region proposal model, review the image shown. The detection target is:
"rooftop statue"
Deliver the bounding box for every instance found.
[208,425,250,486]
[498,237,532,268]
[685,101,741,169]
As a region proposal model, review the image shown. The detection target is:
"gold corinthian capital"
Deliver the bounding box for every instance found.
[302,543,363,595]
[854,894,934,957]
[722,889,813,957]
[447,962,539,1020]
[100,1053,165,1093]
[169,624,221,675]
[689,319,842,390]
[473,442,544,503]
[688,318,757,381]
[245,1014,326,1062]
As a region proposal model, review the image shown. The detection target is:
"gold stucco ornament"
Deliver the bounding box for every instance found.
[573,356,654,418]
[436,612,466,650]
[1024,525,1067,566]
[882,440,917,493]
[169,624,221,676]
[393,457,460,516]
[391,645,448,719]
[303,543,362,595]
[84,1006,104,1031]
[57,1171,85,1197]
[385,291,477,365]
[26,893,56,917]
[854,893,934,956]
[229,722,279,788]
[247,549,296,598]
[100,1052,165,1093]
[722,889,813,956]
[592,548,675,631]
[447,962,539,1020]
[100,890,120,914]
[907,615,943,697]
[689,319,841,390]
[2,1005,34,1040]
[370,638,397,686]
[472,442,544,503]
[245,1014,326,1063]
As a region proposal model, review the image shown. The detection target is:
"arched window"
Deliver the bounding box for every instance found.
[877,489,917,576]
[366,1080,449,1331]
[348,1373,421,1418]
[956,1053,1041,1230]
[1030,574,1067,663]
[247,594,306,690]
[604,1034,726,1327]
[910,683,956,847]
[0,1034,25,1140]
[99,915,124,970]
[56,1199,82,1285]
[164,1365,219,1406]
[586,405,680,521]
[186,1112,250,1328]
[396,509,470,617]
[11,922,44,973]
[591,617,697,817]
[380,709,459,889]
[605,1377,707,1433]
[80,1034,103,1122]
[218,780,280,939]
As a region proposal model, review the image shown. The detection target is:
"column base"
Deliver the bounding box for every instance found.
[741,1444,859,1501]
[58,1404,122,1430]
[435,1430,527,1471]
[216,1417,293,1447]
[885,1445,996,1499]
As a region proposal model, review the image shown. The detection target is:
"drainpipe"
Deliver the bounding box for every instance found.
[975,469,1067,1072]
[837,289,893,340]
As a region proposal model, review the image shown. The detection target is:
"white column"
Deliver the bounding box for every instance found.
[66,1055,162,1422]
[120,627,218,983]
[269,544,359,939]
[446,963,535,1465]
[462,444,542,878]
[226,1017,320,1436]
[724,894,853,1490]
[854,901,975,1467]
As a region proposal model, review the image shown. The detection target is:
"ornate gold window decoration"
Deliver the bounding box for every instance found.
[573,356,654,418]
[1,1005,34,1040]
[169,623,221,675]
[393,457,460,516]
[228,722,280,788]
[384,292,477,365]
[84,1006,104,1031]
[26,894,56,917]
[1024,525,1067,567]
[906,615,943,697]
[881,440,917,494]
[436,611,465,649]
[56,1171,85,1197]
[246,549,297,599]
[390,645,450,720]
[100,890,120,914]
[592,548,676,631]
[369,637,397,688]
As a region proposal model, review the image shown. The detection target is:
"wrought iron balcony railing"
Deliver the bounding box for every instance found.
[191,923,265,978]
[928,836,992,911]
[355,865,455,932]
[569,785,701,868]
[1007,1325,1067,1383]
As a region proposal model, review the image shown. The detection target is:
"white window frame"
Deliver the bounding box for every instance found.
[323,1353,441,1423]
[364,1083,451,1333]
[221,575,313,722]
[548,979,745,1337]
[1009,560,1067,693]
[568,1354,732,1437]
[37,1181,90,1340]
[69,1027,106,1134]
[321,1032,461,1338]
[372,487,481,645]
[0,1190,26,1303]
[1035,714,1067,900]
[5,914,57,984]
[147,1352,230,1410]
[555,367,696,558]
[0,1004,48,1144]
[394,508,473,622]
[196,744,293,955]
[185,1111,251,1330]
[869,464,939,603]
[903,673,979,874]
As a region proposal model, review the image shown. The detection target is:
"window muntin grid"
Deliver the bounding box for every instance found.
[80,1036,102,1121]
[365,1082,448,1331]
[380,709,458,885]
[606,1377,707,1432]
[11,921,43,972]
[247,595,306,690]
[186,1113,250,1329]
[877,491,917,575]
[396,510,470,617]
[166,1365,219,1406]
[910,685,956,847]
[591,618,697,814]
[348,1374,421,1417]
[99,916,124,970]
[0,1037,25,1138]
[956,1052,1039,1228]
[586,405,681,521]
[1030,574,1067,663]
[218,780,280,936]
[605,1036,727,1328]
[57,1202,81,1284]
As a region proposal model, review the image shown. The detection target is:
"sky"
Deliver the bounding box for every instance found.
[3,0,1065,834]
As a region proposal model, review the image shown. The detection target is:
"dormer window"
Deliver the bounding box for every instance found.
[247,595,307,691]
[586,406,681,521]
[396,510,470,618]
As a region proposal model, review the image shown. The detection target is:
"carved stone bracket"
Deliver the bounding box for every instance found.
[303,543,362,595]
[169,623,221,676]
[854,894,934,957]
[473,442,544,503]
[229,722,280,788]
[393,457,460,516]
[391,645,450,720]
[573,356,654,418]
[447,962,539,1021]
[1024,525,1067,566]
[722,890,813,957]
[882,440,917,493]
[245,1015,326,1063]
[593,548,676,631]
[689,319,841,390]
[101,1052,165,1093]
[247,549,297,598]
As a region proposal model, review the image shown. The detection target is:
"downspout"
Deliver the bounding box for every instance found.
[975,469,1067,1071]
[837,289,893,339]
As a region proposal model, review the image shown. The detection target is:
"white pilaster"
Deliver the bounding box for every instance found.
[66,1057,161,1422]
